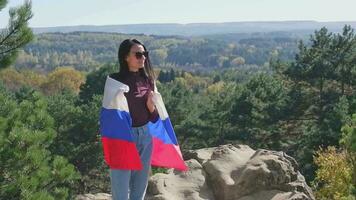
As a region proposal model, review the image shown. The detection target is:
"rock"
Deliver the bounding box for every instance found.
[145,159,214,200]
[238,190,310,200]
[147,144,315,200]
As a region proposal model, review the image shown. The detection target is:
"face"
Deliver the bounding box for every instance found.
[126,44,146,72]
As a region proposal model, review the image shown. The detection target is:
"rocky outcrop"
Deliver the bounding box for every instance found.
[146,144,315,200]
[76,144,315,200]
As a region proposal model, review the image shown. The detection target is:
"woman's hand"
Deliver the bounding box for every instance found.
[146,91,156,113]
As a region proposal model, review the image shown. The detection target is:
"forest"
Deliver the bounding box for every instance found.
[13,31,301,72]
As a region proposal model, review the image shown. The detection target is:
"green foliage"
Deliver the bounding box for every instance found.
[341,114,356,153]
[202,81,238,146]
[332,26,356,94]
[312,146,354,200]
[340,113,356,195]
[229,73,290,149]
[276,25,356,181]
[158,68,182,83]
[79,63,117,103]
[0,88,79,199]
[47,91,108,193]
[0,0,33,69]
[158,79,206,149]
[311,114,356,200]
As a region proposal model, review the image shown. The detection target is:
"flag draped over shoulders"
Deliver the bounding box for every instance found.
[99,76,188,171]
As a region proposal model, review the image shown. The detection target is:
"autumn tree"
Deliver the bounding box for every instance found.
[0,68,45,90]
[41,67,85,95]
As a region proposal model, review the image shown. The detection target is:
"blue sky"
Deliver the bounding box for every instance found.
[1,0,356,28]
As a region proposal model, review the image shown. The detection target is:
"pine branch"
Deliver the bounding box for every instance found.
[0,31,32,55]
[0,7,32,46]
[0,42,23,55]
[0,0,33,68]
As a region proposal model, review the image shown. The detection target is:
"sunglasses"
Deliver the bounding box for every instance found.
[132,51,149,59]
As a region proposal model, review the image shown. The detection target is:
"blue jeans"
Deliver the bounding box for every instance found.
[110,123,153,200]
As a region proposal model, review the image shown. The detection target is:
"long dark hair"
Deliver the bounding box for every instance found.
[117,39,156,85]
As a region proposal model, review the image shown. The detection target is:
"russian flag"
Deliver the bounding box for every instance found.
[100,76,142,170]
[148,90,188,171]
[99,76,188,171]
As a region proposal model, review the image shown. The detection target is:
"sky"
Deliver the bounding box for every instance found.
[1,0,356,28]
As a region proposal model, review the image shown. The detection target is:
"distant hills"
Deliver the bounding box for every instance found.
[32,21,356,36]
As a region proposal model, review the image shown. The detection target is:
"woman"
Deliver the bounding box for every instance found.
[99,39,187,200]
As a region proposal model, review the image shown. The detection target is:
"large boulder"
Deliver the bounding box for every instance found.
[146,144,315,200]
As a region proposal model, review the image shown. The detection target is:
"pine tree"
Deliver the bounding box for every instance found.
[229,73,290,149]
[332,25,356,95]
[0,87,80,199]
[204,81,237,146]
[281,26,356,182]
[0,0,33,69]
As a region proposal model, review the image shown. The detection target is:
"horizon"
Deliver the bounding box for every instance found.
[1,0,356,28]
[29,20,356,29]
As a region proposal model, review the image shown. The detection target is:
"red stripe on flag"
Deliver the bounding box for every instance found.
[151,137,188,171]
[101,137,143,170]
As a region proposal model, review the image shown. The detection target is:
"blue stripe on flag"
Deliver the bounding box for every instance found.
[100,108,133,141]
[148,117,178,145]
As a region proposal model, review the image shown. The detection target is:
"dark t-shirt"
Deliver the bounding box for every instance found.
[110,71,159,127]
